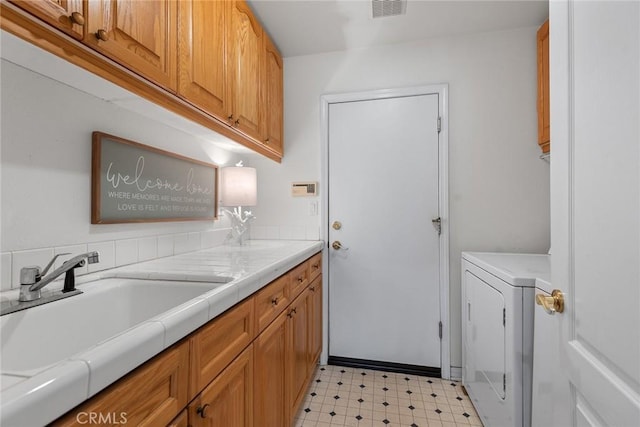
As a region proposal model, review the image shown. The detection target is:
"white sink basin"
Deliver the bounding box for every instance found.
[0,278,220,375]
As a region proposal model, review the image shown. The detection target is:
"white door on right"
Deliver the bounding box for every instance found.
[540,1,640,426]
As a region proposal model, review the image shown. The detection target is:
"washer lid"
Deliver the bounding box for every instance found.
[461,252,550,287]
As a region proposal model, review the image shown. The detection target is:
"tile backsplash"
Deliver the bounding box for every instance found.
[1,229,229,291]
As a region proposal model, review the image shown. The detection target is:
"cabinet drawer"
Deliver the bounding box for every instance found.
[288,262,309,299]
[308,252,322,282]
[190,297,255,398]
[54,340,189,427]
[255,274,290,333]
[168,409,188,427]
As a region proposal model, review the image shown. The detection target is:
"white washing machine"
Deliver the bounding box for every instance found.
[461,252,550,427]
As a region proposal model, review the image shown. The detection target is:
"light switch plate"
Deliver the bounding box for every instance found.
[292,181,318,197]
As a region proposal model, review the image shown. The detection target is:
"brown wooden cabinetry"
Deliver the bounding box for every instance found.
[288,289,311,415]
[309,277,323,365]
[169,410,189,427]
[537,19,550,153]
[1,0,284,161]
[254,309,288,426]
[229,0,263,142]
[177,0,230,120]
[263,33,284,155]
[54,340,190,427]
[8,0,85,39]
[190,297,255,398]
[189,345,254,427]
[85,0,178,92]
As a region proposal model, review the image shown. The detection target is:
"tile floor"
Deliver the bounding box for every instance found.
[294,364,482,427]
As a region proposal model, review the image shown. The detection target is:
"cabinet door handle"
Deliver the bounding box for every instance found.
[95,29,109,41]
[298,276,304,283]
[287,307,297,318]
[310,286,316,292]
[70,12,85,26]
[196,403,210,418]
[264,138,270,144]
[234,119,240,126]
[271,297,279,306]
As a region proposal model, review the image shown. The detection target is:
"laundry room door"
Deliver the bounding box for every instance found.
[542,1,640,425]
[326,89,445,374]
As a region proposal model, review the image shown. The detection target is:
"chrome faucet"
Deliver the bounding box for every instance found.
[19,251,100,302]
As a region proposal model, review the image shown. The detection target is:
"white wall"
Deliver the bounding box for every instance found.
[0,59,240,289]
[249,26,551,368]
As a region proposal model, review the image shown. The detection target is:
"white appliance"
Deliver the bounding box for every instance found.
[461,252,550,427]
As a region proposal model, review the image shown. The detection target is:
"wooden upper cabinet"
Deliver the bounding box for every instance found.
[178,0,230,120]
[263,33,284,155]
[85,0,177,92]
[9,0,85,39]
[537,19,550,153]
[229,0,263,142]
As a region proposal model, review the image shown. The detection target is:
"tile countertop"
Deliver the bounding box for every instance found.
[0,239,324,427]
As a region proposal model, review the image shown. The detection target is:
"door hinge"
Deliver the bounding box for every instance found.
[438,321,443,339]
[503,374,506,392]
[437,116,442,133]
[432,217,442,236]
[503,308,506,326]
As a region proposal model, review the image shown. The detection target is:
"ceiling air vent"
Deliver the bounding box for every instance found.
[372,0,407,18]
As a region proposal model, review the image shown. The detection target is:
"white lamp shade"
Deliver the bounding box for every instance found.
[219,166,257,207]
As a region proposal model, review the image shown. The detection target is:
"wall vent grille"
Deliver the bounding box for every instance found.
[372,0,407,18]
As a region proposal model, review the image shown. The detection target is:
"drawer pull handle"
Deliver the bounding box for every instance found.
[234,119,240,126]
[70,12,85,26]
[197,403,210,418]
[310,286,316,292]
[271,297,279,305]
[298,276,304,283]
[312,263,319,270]
[287,308,297,318]
[95,29,109,41]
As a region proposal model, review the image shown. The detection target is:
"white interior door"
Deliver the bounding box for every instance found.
[541,1,640,425]
[327,92,442,372]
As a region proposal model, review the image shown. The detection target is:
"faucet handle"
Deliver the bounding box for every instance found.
[20,266,41,285]
[41,253,71,277]
[86,251,99,264]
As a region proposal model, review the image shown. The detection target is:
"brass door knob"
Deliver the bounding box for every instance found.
[95,29,109,41]
[536,289,565,314]
[70,12,85,25]
[332,221,342,230]
[332,241,342,250]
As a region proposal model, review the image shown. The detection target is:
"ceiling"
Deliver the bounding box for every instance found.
[247,0,549,58]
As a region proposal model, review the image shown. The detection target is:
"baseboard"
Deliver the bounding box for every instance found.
[328,356,441,378]
[449,366,462,381]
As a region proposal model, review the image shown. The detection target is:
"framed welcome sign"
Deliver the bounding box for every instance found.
[91,132,218,224]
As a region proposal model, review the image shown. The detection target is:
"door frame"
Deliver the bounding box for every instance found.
[319,84,451,379]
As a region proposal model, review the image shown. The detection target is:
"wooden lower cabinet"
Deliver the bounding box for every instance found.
[169,409,188,427]
[288,289,311,415]
[53,340,190,427]
[254,310,288,426]
[309,277,323,366]
[189,345,254,427]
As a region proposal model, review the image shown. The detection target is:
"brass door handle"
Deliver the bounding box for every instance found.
[332,241,342,250]
[536,289,565,314]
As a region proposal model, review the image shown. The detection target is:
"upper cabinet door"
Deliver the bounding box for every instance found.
[9,0,85,39]
[264,34,284,155]
[86,0,177,92]
[229,0,263,142]
[537,19,550,153]
[178,0,230,121]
